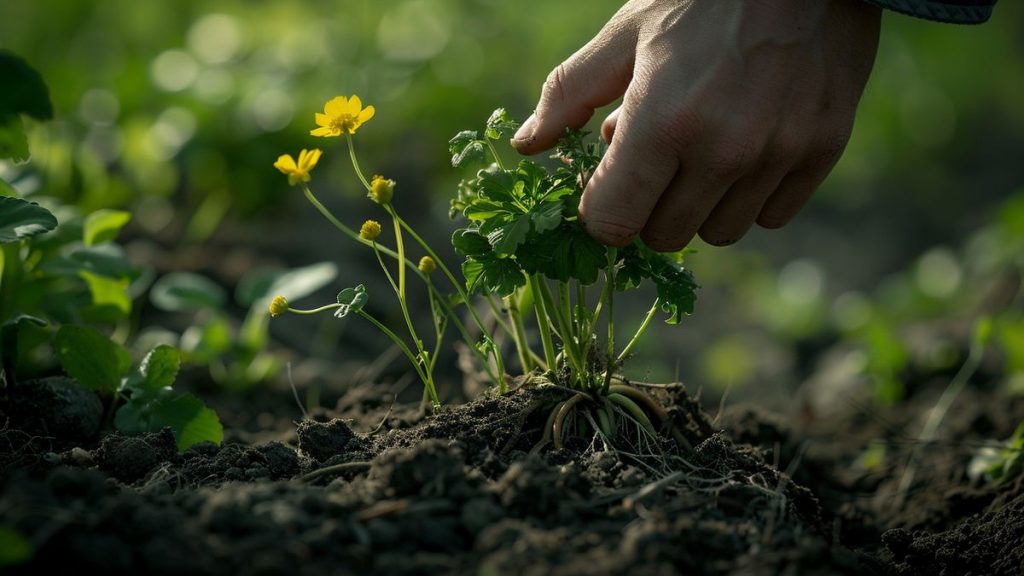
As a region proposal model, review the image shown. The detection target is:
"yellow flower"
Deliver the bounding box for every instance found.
[269,295,289,317]
[418,256,436,274]
[360,220,382,241]
[311,95,375,137]
[369,175,394,205]
[274,148,322,186]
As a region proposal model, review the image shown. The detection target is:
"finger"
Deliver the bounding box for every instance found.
[578,99,679,247]
[512,22,636,155]
[698,164,791,246]
[601,106,622,144]
[638,167,732,252]
[756,132,848,229]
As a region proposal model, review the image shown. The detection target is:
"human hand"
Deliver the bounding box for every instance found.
[511,0,882,249]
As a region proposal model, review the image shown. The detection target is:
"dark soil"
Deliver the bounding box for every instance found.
[1,369,1022,575]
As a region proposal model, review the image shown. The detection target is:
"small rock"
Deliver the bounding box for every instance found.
[295,418,354,462]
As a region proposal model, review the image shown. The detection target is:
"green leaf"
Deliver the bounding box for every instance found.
[136,345,180,391]
[0,115,28,162]
[462,259,484,292]
[0,51,54,120]
[646,251,698,324]
[0,178,17,197]
[477,167,518,203]
[485,108,519,140]
[451,228,491,257]
[267,262,338,303]
[1,314,46,380]
[529,201,563,235]
[476,256,525,296]
[0,527,33,567]
[41,245,138,280]
[150,272,226,312]
[115,388,223,452]
[335,284,368,318]
[449,130,486,167]
[83,209,131,246]
[517,224,606,285]
[487,214,531,255]
[55,325,125,392]
[79,270,131,315]
[463,199,509,221]
[180,314,233,363]
[0,196,57,243]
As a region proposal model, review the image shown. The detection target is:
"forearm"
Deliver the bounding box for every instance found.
[858,0,996,23]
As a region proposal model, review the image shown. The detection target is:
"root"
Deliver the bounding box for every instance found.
[552,393,589,450]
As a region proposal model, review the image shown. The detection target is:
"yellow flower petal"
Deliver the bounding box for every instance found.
[345,95,362,115]
[305,149,322,170]
[310,126,338,137]
[274,154,297,173]
[357,106,375,125]
[314,113,331,127]
[324,96,347,117]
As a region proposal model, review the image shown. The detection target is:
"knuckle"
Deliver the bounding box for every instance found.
[706,138,755,182]
[806,128,851,170]
[541,64,570,105]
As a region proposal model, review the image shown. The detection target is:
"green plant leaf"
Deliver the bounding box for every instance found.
[136,345,180,391]
[0,196,57,243]
[150,272,226,312]
[517,224,606,285]
[0,51,54,120]
[83,209,131,246]
[0,314,46,380]
[115,388,223,451]
[451,228,491,257]
[79,270,131,315]
[485,108,519,140]
[55,324,125,392]
[449,130,486,167]
[0,115,28,162]
[268,262,337,302]
[487,214,531,255]
[529,201,563,235]
[180,314,233,363]
[335,284,368,318]
[646,251,698,324]
[0,527,33,567]
[476,167,518,203]
[0,178,16,197]
[471,256,524,296]
[40,245,138,280]
[462,258,484,292]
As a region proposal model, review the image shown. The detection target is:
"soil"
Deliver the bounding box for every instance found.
[1,364,1022,575]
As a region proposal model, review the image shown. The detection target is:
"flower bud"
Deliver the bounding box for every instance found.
[269,295,289,317]
[360,220,382,240]
[418,256,436,274]
[369,175,394,205]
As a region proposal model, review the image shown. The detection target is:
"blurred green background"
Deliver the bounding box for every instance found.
[2,0,1022,407]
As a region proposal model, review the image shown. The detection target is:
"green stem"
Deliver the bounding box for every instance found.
[529,275,558,371]
[345,133,372,192]
[539,280,583,381]
[617,298,660,364]
[357,309,438,406]
[506,291,534,373]
[486,139,507,171]
[288,304,342,315]
[602,247,617,394]
[386,206,407,299]
[0,243,21,325]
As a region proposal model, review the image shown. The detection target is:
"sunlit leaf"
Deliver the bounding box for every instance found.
[335,284,368,318]
[83,209,131,246]
[115,388,223,451]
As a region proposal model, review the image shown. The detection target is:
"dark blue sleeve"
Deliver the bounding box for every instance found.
[859,0,996,23]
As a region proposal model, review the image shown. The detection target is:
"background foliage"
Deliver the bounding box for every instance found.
[1,0,1022,404]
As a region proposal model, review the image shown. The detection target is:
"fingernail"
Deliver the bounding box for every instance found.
[512,114,537,143]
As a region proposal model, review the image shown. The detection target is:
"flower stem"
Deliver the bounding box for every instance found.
[617,298,660,363]
[357,309,438,405]
[345,133,372,192]
[485,139,507,171]
[287,304,342,315]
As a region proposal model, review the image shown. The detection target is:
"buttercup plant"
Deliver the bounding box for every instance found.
[270,97,699,452]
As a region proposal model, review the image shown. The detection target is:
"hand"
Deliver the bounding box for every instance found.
[511,0,882,250]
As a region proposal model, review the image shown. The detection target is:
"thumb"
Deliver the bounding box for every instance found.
[512,22,636,155]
